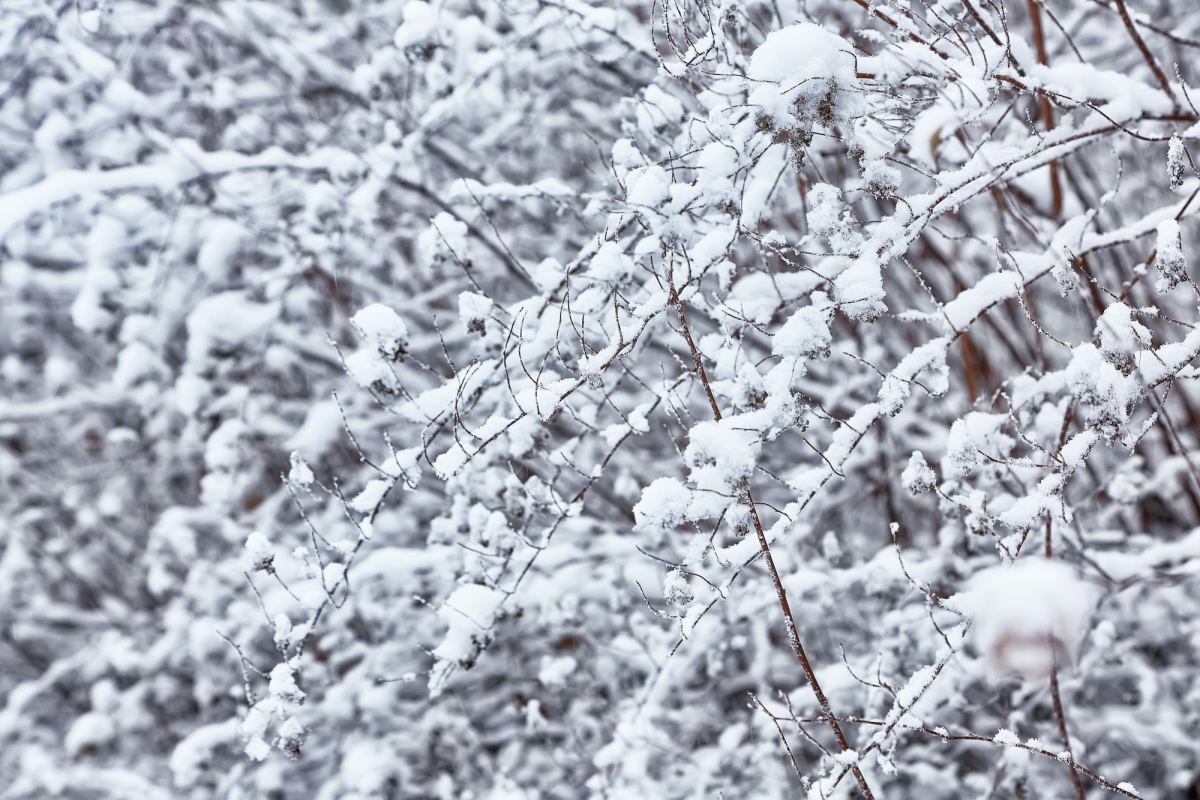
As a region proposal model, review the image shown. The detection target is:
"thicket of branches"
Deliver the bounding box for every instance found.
[3,0,1200,797]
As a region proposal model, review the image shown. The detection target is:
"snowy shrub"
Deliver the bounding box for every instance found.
[4,1,1200,798]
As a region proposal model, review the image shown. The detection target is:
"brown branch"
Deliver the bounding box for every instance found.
[1112,0,1175,100]
[666,266,875,800]
[1049,658,1086,800]
[1026,0,1062,218]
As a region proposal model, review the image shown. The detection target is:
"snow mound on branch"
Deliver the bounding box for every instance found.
[185,292,277,367]
[633,477,693,530]
[429,583,507,695]
[960,560,1099,681]
[747,23,863,128]
[351,303,409,359]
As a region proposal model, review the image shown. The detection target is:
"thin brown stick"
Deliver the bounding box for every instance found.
[1050,657,1087,800]
[1026,0,1062,217]
[667,270,875,799]
[1112,0,1175,99]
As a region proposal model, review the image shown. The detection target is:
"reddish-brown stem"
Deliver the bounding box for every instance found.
[1112,0,1175,100]
[668,274,875,799]
[1026,0,1063,218]
[1050,657,1087,799]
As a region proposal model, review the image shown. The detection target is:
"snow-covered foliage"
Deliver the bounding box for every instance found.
[3,1,1200,798]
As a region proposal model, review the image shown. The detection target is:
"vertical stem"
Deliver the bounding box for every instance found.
[668,276,875,799]
[1043,404,1083,797]
[1049,656,1086,800]
[1026,0,1062,218]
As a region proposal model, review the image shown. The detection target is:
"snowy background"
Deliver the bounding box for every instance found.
[2,0,1200,797]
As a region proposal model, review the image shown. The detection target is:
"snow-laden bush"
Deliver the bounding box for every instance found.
[4,1,1200,798]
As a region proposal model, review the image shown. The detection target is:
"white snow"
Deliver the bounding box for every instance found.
[961,560,1099,680]
[351,303,409,359]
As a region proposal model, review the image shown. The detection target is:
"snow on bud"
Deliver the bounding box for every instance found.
[1154,218,1186,293]
[65,711,115,756]
[806,184,860,255]
[587,241,635,285]
[394,0,439,50]
[288,451,314,487]
[746,23,863,131]
[432,584,506,673]
[345,349,400,395]
[943,412,1008,476]
[663,568,695,610]
[773,301,832,360]
[625,164,671,208]
[458,291,494,335]
[860,157,900,200]
[684,420,761,483]
[268,662,305,704]
[244,735,272,762]
[959,559,1099,681]
[1065,343,1135,440]
[1168,133,1186,190]
[277,718,306,759]
[1051,250,1078,296]
[351,303,409,360]
[1094,301,1150,372]
[272,614,293,651]
[244,531,274,573]
[633,477,693,530]
[418,212,470,271]
[901,451,936,495]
